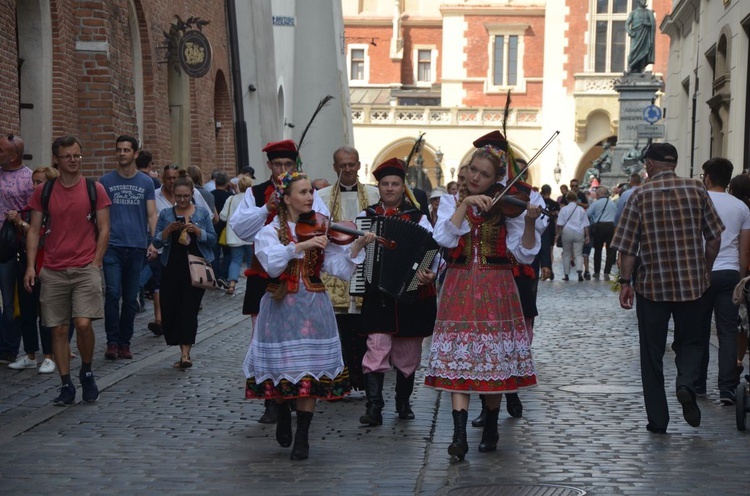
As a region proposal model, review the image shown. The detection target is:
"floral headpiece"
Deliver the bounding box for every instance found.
[275,171,308,198]
[480,145,509,172]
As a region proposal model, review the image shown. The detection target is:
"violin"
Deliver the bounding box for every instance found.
[480,183,553,218]
[295,212,397,249]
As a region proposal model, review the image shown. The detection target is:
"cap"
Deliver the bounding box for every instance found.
[644,143,678,163]
[372,158,406,181]
[240,166,256,179]
[472,130,508,151]
[262,139,298,161]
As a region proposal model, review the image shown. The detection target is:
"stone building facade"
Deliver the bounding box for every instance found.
[343,0,671,189]
[3,0,235,178]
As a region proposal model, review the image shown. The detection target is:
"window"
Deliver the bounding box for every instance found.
[348,45,368,82]
[591,0,640,73]
[417,49,432,82]
[493,35,518,86]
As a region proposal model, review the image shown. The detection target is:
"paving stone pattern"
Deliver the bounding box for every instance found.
[0,257,748,495]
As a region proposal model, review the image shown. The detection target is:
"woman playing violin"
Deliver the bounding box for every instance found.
[424,140,541,462]
[242,171,375,461]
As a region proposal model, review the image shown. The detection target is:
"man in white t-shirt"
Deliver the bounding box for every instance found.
[698,158,750,405]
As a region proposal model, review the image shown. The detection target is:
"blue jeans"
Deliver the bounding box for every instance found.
[228,245,254,282]
[103,246,146,346]
[0,259,19,354]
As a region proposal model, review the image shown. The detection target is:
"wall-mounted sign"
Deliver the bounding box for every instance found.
[273,16,295,26]
[179,30,212,78]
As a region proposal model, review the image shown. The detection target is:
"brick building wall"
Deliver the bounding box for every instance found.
[563,0,672,93]
[1,0,235,179]
[401,25,442,85]
[462,14,545,108]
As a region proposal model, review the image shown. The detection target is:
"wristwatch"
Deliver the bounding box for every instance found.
[618,277,631,285]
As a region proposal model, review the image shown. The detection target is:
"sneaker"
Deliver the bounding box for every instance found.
[0,351,17,364]
[53,383,76,406]
[584,271,591,280]
[80,371,100,403]
[104,344,119,360]
[8,356,37,370]
[38,358,56,374]
[719,390,736,406]
[118,345,133,360]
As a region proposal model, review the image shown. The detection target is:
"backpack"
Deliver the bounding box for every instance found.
[40,177,98,246]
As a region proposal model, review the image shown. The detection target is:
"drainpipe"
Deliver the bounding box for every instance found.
[226,0,249,171]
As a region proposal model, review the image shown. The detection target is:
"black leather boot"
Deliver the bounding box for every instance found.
[478,407,500,452]
[471,394,487,427]
[258,399,278,424]
[448,409,469,462]
[290,410,314,461]
[395,371,416,420]
[275,401,292,447]
[505,393,523,418]
[359,372,385,426]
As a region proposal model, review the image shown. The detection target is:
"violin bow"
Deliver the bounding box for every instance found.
[487,130,560,209]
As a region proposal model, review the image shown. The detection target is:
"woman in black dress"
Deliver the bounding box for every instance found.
[153,171,217,368]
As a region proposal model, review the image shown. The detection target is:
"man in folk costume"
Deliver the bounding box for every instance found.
[357,158,439,426]
[317,146,379,390]
[229,139,329,423]
[469,131,549,427]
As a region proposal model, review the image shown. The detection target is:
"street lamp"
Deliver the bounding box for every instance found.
[553,164,562,184]
[450,166,456,179]
[435,147,444,188]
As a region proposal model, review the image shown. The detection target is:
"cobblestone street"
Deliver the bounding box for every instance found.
[1,254,748,495]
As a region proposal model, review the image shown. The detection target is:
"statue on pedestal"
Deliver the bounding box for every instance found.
[626,0,656,74]
[622,142,647,176]
[591,142,613,174]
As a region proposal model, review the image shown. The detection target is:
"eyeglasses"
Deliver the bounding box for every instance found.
[6,134,20,156]
[174,194,192,200]
[55,154,83,162]
[163,164,180,171]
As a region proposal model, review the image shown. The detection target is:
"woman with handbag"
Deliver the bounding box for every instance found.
[219,175,254,295]
[243,171,375,461]
[152,171,217,368]
[556,190,590,281]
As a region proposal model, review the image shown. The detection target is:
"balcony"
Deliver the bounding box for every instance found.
[351,105,540,127]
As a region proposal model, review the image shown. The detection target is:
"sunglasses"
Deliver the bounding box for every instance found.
[163,164,180,171]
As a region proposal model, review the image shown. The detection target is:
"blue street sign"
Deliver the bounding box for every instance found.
[643,105,662,124]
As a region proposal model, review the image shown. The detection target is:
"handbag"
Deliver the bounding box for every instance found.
[589,198,609,238]
[218,196,233,246]
[188,254,218,290]
[0,220,19,263]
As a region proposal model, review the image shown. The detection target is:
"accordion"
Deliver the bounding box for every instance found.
[350,216,439,303]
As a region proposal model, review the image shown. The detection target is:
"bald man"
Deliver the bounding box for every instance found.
[0,134,34,365]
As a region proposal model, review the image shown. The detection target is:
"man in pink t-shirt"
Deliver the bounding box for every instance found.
[23,136,111,406]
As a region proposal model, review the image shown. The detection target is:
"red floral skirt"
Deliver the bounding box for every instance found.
[424,264,537,393]
[245,370,351,400]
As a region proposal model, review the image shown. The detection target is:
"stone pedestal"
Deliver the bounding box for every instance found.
[608,72,663,186]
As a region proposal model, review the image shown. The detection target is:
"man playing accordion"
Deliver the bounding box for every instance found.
[356,158,439,426]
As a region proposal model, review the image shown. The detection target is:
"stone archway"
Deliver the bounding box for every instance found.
[16,0,53,165]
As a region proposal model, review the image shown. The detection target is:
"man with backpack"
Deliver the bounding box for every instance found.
[23,136,111,406]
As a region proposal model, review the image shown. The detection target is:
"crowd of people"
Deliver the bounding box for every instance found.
[1,131,748,462]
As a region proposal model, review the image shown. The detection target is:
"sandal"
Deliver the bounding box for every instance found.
[148,320,163,336]
[226,285,236,295]
[180,355,193,369]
